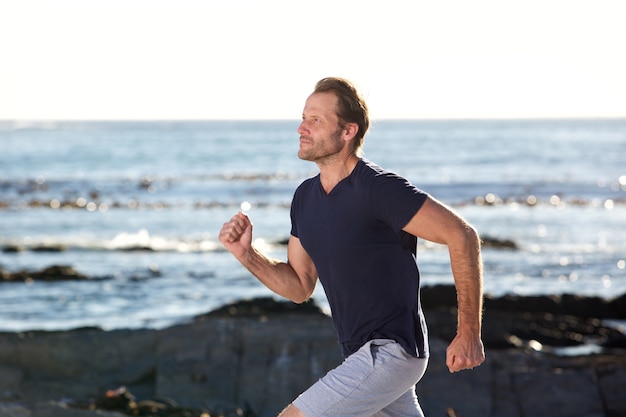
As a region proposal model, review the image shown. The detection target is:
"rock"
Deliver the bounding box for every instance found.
[199,296,326,319]
[420,285,459,310]
[1,245,23,253]
[0,265,91,282]
[0,296,625,417]
[421,285,626,320]
[119,246,155,252]
[31,244,68,252]
[484,292,626,319]
[481,236,518,249]
[597,365,626,417]
[156,313,342,416]
[0,364,23,400]
[0,327,158,404]
[416,338,492,417]
[93,386,137,413]
[421,285,626,349]
[0,402,31,417]
[30,401,128,417]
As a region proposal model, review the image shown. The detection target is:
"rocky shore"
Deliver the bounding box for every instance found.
[0,274,625,417]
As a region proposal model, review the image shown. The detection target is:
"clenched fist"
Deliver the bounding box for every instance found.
[218,211,253,260]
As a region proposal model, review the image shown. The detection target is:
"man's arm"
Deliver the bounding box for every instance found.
[218,211,318,303]
[403,197,485,372]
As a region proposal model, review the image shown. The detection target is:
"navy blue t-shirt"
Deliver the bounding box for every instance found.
[290,159,429,358]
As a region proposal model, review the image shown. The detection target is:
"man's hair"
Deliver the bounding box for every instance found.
[313,77,370,155]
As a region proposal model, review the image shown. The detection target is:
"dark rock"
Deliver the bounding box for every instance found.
[597,365,626,417]
[120,246,155,252]
[0,265,90,282]
[421,284,626,319]
[2,245,23,253]
[199,297,326,319]
[481,236,518,249]
[496,353,605,417]
[420,285,458,310]
[32,244,67,252]
[482,310,626,349]
[1,295,625,417]
[420,285,626,350]
[207,291,626,352]
[157,312,342,417]
[95,386,136,413]
[88,385,251,417]
[484,291,626,319]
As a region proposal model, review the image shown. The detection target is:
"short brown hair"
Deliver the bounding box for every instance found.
[313,77,370,155]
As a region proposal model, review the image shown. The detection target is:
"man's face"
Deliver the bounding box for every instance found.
[297,92,346,162]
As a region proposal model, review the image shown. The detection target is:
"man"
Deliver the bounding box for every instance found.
[218,77,485,417]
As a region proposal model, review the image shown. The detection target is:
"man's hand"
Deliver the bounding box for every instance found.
[445,332,485,373]
[218,211,253,260]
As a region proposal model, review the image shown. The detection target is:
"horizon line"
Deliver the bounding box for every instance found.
[2,115,625,124]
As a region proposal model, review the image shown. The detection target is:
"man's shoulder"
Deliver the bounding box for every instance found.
[353,158,385,180]
[359,158,384,173]
[357,159,406,185]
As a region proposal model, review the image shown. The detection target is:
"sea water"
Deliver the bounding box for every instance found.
[0,119,625,331]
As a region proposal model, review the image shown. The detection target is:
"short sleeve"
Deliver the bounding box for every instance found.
[369,172,428,232]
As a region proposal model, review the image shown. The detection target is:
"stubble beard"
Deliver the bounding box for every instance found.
[298,128,344,162]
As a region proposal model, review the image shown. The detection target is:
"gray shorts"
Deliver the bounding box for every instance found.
[293,339,428,417]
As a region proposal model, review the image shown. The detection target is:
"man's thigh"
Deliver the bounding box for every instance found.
[292,339,428,417]
[372,388,424,417]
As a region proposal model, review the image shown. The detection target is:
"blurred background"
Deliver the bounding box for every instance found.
[1,0,625,332]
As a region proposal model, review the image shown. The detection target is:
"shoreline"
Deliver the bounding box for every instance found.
[0,273,624,348]
[1,264,625,334]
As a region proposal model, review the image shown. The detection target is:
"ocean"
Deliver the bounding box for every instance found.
[1,119,625,332]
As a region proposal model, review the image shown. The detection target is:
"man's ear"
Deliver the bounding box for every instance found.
[343,122,359,142]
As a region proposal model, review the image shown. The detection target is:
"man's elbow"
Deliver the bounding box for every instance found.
[467,224,481,246]
[291,296,309,304]
[455,223,481,252]
[290,286,315,304]
[286,270,317,304]
[290,294,312,304]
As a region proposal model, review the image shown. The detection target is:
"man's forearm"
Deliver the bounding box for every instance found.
[449,226,484,334]
[237,246,313,303]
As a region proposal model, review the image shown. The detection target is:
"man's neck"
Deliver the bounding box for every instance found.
[317,154,360,194]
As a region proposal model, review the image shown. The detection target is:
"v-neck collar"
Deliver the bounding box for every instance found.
[317,159,363,196]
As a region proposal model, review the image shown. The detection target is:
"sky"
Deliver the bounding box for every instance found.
[1,0,625,120]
